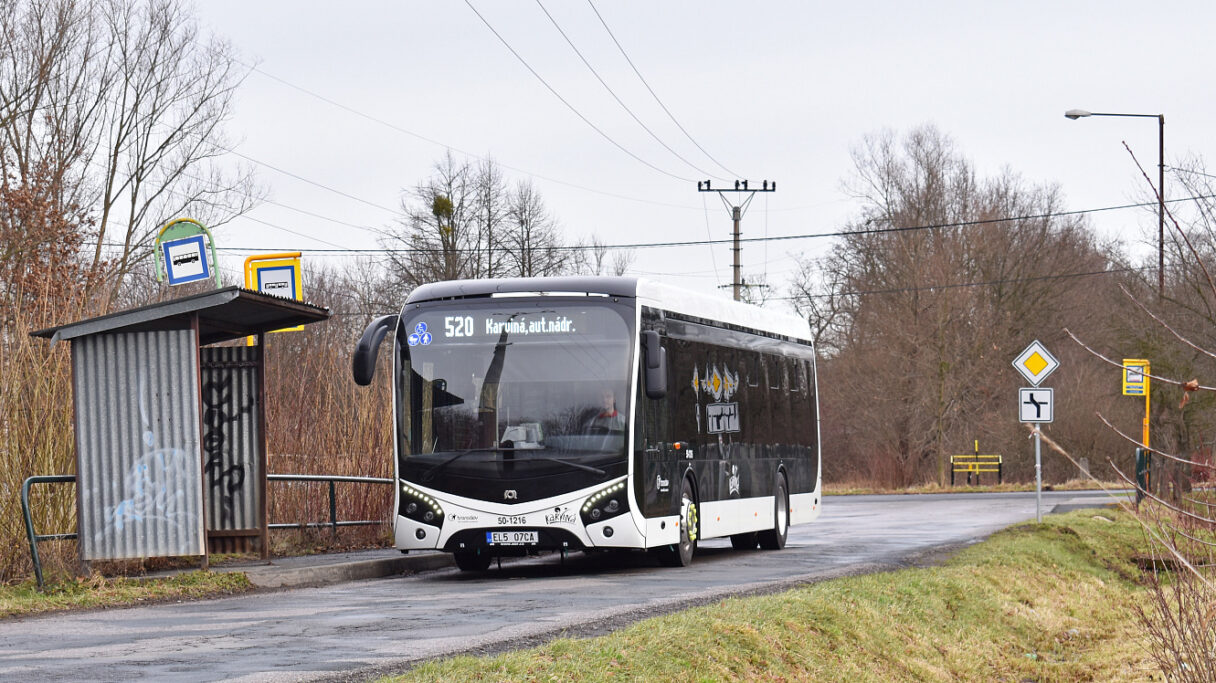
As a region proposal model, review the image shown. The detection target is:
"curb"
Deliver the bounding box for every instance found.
[221,552,454,589]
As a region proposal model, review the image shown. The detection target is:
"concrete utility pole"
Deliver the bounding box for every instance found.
[697,180,776,301]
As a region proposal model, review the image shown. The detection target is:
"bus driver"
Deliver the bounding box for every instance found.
[586,387,626,432]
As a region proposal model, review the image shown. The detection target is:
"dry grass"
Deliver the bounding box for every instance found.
[825,477,1126,496]
[1,305,78,583]
[392,509,1158,682]
[0,570,252,619]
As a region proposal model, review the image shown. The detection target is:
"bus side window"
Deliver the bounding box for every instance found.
[671,337,700,439]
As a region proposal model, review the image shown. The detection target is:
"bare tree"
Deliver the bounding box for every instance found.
[383,152,580,289]
[471,157,508,278]
[503,178,568,277]
[793,125,1117,486]
[571,234,634,277]
[788,253,850,354]
[0,0,261,309]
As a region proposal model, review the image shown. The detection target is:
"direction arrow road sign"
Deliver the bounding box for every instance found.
[1019,387,1054,423]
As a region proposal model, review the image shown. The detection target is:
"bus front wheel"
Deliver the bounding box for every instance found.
[659,478,698,567]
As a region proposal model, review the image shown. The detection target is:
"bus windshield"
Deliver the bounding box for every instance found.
[395,299,634,502]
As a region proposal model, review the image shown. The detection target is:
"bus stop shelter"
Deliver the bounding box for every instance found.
[31,287,330,568]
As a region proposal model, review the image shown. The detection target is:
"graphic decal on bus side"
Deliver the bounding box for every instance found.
[706,402,740,433]
[692,365,739,400]
[694,364,742,434]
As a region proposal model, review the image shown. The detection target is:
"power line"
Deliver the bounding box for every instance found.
[585,0,741,179]
[183,37,705,211]
[776,266,1144,301]
[212,193,1214,255]
[1168,165,1216,181]
[245,62,705,211]
[223,148,399,214]
[700,192,721,284]
[536,0,728,182]
[463,0,693,182]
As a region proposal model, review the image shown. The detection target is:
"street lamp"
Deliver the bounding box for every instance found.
[1065,109,1165,296]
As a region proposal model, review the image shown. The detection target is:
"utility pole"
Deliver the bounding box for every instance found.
[697,179,776,301]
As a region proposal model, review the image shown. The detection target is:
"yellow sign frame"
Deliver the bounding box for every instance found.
[1122,358,1151,460]
[1121,358,1149,396]
[244,252,303,339]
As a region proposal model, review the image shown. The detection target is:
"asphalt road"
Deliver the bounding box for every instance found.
[0,490,1121,681]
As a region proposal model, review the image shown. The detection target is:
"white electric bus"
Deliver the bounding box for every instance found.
[353,276,821,570]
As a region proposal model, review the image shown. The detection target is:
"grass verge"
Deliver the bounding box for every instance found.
[0,571,253,619]
[391,509,1157,682]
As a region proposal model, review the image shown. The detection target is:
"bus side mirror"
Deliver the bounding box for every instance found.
[642,330,667,399]
[352,315,397,386]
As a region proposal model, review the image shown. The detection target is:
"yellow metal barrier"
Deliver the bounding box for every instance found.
[951,442,1003,485]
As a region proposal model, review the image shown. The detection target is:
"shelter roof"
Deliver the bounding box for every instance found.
[31,286,330,346]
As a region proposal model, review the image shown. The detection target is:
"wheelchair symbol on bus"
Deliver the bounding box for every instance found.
[408,322,432,347]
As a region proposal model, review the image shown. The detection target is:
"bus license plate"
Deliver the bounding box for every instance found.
[487,531,538,545]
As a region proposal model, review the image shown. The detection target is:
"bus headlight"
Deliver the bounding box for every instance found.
[581,481,629,526]
[400,483,444,528]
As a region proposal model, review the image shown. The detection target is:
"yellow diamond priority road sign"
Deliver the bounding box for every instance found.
[1013,340,1059,387]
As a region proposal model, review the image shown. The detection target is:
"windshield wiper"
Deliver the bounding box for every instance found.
[519,456,606,476]
[421,447,608,481]
[420,447,501,483]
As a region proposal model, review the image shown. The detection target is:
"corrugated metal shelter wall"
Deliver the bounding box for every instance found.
[73,330,205,560]
[200,346,262,552]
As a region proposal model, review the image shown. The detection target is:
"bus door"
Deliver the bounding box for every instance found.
[636,342,679,519]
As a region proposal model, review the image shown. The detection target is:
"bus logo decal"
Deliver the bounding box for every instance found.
[503,489,518,500]
[545,507,577,525]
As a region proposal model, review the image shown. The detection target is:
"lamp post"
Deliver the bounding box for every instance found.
[1064,109,1165,297]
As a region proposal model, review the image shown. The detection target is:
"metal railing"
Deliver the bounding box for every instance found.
[267,474,394,536]
[21,475,77,589]
[21,473,394,590]
[949,454,1003,485]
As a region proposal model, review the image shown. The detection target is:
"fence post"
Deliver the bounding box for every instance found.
[21,475,77,590]
[21,478,47,590]
[329,480,338,539]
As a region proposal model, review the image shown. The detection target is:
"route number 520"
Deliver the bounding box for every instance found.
[444,316,474,338]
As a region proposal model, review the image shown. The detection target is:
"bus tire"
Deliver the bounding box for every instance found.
[453,550,492,572]
[758,474,789,550]
[659,477,698,567]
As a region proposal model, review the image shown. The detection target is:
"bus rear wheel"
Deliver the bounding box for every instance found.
[453,550,492,572]
[659,478,698,567]
[758,474,789,550]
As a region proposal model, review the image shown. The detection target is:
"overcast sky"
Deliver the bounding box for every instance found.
[192,1,1214,310]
